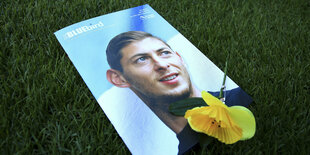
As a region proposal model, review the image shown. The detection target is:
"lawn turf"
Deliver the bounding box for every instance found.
[1,0,309,154]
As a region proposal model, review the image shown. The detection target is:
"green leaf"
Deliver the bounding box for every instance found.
[169,97,206,116]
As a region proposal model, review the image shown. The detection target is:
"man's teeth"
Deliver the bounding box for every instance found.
[162,75,177,81]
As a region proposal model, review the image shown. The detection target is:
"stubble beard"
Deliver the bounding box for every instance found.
[123,72,193,106]
[151,84,192,103]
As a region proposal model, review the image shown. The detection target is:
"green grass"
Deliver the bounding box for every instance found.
[1,0,309,154]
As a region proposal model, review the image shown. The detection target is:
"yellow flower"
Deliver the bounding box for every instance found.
[184,91,256,144]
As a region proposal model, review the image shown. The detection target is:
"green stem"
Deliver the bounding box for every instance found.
[219,61,227,99]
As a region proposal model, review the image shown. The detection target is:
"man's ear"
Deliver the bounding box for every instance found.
[106,69,130,88]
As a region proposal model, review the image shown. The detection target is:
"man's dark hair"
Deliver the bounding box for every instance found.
[106,31,170,72]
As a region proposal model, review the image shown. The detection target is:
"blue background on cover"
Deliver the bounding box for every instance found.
[55,4,178,99]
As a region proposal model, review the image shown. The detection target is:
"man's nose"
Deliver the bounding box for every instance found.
[153,57,170,71]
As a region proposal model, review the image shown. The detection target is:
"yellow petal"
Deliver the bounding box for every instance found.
[185,106,242,144]
[228,106,256,140]
[201,91,228,109]
[186,112,211,132]
[218,124,242,144]
[184,106,209,119]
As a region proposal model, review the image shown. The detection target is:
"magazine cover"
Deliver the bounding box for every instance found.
[54,4,252,155]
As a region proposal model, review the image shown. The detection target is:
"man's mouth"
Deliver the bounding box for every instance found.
[159,73,179,84]
[160,74,177,81]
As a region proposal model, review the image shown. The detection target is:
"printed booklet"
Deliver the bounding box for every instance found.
[54,4,252,155]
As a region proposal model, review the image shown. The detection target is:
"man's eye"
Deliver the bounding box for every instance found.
[161,51,171,55]
[135,57,147,63]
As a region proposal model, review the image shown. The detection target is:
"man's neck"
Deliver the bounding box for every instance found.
[143,86,201,134]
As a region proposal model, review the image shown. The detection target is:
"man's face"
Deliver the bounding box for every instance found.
[120,37,193,102]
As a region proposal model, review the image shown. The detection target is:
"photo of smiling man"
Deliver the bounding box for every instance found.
[106,31,200,134]
[105,31,252,154]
